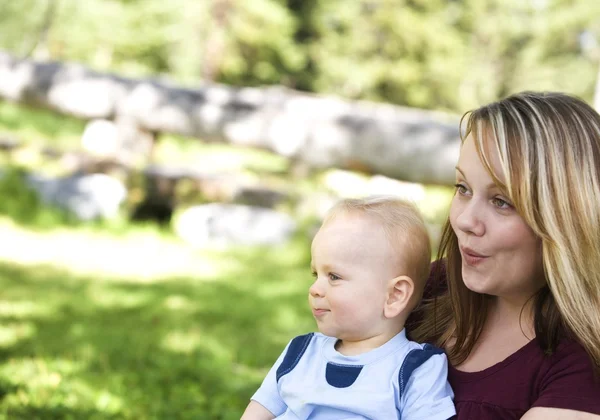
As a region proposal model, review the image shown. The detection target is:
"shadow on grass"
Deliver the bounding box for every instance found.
[0,245,314,419]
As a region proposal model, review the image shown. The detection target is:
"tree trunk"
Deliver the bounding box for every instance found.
[26,0,60,60]
[0,50,460,185]
[201,0,233,82]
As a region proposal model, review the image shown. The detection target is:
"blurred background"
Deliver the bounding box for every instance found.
[0,0,599,418]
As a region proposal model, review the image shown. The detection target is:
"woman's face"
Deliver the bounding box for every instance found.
[449,135,545,301]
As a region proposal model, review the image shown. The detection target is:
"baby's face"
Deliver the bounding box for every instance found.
[309,213,401,341]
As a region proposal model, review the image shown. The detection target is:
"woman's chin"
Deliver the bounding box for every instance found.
[462,271,493,294]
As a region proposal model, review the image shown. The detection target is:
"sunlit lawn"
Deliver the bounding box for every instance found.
[0,219,316,419]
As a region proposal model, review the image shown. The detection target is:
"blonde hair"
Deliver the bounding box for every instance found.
[323,196,432,298]
[412,91,600,372]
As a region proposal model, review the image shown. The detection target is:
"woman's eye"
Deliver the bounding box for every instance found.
[454,183,468,195]
[491,197,512,209]
[328,273,341,281]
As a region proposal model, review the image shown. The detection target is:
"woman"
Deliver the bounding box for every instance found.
[409,91,600,419]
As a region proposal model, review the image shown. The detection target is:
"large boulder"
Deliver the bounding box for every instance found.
[26,173,127,221]
[173,203,297,248]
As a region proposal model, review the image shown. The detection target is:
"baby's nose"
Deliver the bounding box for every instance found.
[309,278,324,297]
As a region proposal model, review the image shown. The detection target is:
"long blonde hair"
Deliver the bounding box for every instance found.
[411,91,600,371]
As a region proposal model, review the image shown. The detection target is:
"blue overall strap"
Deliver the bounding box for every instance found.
[276,333,315,382]
[398,343,445,398]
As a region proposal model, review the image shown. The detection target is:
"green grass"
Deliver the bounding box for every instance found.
[0,223,315,419]
[0,102,85,150]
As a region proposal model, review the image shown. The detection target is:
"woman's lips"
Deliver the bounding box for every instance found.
[460,246,489,266]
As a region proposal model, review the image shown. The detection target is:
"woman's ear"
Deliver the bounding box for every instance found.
[383,275,414,319]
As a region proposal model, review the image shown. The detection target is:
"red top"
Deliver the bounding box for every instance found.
[408,263,600,419]
[449,336,600,419]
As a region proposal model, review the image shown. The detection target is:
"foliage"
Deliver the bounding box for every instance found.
[1,0,599,113]
[0,225,314,419]
[0,166,76,228]
[309,0,467,109]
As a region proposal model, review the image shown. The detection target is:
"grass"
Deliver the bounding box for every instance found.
[0,102,85,150]
[0,219,315,419]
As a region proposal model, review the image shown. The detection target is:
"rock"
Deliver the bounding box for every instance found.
[0,135,21,152]
[81,119,120,158]
[295,193,338,221]
[26,173,127,221]
[232,186,289,208]
[367,175,426,202]
[81,117,155,164]
[322,169,370,197]
[173,203,297,248]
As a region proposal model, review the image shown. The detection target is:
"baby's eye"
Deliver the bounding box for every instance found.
[491,197,512,210]
[328,273,341,281]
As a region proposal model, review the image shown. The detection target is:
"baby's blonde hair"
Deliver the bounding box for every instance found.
[322,196,432,302]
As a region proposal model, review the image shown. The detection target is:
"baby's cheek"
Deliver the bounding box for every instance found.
[342,301,373,322]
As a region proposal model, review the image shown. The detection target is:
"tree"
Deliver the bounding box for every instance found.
[454,0,600,110]
[308,0,467,111]
[1,0,600,113]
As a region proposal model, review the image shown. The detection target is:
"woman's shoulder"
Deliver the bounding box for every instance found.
[537,338,598,384]
[449,337,600,418]
[552,337,592,357]
[531,338,600,413]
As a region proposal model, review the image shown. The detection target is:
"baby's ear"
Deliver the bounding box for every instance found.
[383,275,414,319]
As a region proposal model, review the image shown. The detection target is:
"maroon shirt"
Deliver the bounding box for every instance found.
[409,263,600,419]
[449,336,600,419]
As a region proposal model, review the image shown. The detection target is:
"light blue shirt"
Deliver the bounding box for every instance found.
[252,329,455,419]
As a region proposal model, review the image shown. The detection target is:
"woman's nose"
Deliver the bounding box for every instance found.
[453,200,485,236]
